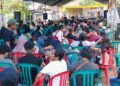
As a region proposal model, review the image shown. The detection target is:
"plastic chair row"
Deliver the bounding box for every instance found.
[17,63,101,86]
[17,63,41,86]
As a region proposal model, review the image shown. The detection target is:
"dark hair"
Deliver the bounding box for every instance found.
[32,31,41,39]
[55,48,65,61]
[24,41,35,51]
[80,47,94,60]
[31,22,35,26]
[101,36,113,53]
[79,32,88,41]
[0,45,10,54]
[22,24,30,34]
[68,28,73,34]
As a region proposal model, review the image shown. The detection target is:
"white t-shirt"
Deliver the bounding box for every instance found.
[82,40,96,46]
[56,30,64,42]
[71,41,80,47]
[40,59,67,86]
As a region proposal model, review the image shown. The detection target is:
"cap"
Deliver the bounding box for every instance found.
[7,19,16,26]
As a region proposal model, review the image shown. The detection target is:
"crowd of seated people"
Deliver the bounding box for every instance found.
[0,16,119,86]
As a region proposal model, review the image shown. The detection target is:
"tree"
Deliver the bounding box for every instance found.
[1,0,31,17]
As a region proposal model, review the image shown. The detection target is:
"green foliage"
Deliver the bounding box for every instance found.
[79,0,102,6]
[1,0,31,15]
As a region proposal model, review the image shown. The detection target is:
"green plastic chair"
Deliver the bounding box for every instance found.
[0,62,13,68]
[0,39,4,46]
[108,32,114,42]
[72,70,101,86]
[72,46,84,50]
[17,63,41,86]
[111,41,120,66]
[61,44,70,49]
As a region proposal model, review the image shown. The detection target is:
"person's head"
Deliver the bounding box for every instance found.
[31,31,41,41]
[58,25,67,32]
[101,36,113,51]
[99,22,104,28]
[80,47,95,60]
[79,32,88,41]
[24,41,36,54]
[0,45,10,58]
[21,24,30,34]
[47,48,65,61]
[31,22,35,26]
[68,28,73,34]
[7,19,17,30]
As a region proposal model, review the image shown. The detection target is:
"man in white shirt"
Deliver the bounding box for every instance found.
[34,49,67,86]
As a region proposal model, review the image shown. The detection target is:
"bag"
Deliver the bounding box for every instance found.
[44,74,50,86]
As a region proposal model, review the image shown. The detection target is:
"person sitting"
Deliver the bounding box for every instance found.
[70,47,99,86]
[13,24,30,53]
[80,32,102,47]
[56,25,68,44]
[66,28,78,41]
[110,67,120,86]
[0,45,16,70]
[34,48,67,86]
[0,68,18,86]
[18,41,44,83]
[28,31,41,53]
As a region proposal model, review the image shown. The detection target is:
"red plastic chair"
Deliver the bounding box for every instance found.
[99,48,117,86]
[11,52,43,65]
[10,52,26,65]
[49,71,70,86]
[38,71,70,86]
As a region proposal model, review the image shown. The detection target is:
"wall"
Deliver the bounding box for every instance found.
[82,8,100,17]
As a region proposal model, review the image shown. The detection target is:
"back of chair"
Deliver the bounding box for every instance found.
[72,46,84,50]
[72,70,101,86]
[11,52,26,65]
[111,42,120,55]
[11,52,43,65]
[49,71,70,86]
[17,63,41,86]
[108,32,114,42]
[33,53,43,58]
[0,62,13,68]
[61,44,70,49]
[0,39,4,46]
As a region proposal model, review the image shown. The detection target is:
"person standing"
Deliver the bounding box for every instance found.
[0,19,17,49]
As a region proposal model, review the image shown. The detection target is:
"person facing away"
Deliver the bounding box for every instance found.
[0,68,19,86]
[18,41,43,83]
[13,24,31,53]
[34,48,67,86]
[71,47,99,86]
[0,45,16,70]
[0,19,17,49]
[28,31,41,53]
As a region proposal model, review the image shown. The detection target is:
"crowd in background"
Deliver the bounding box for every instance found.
[0,16,120,86]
